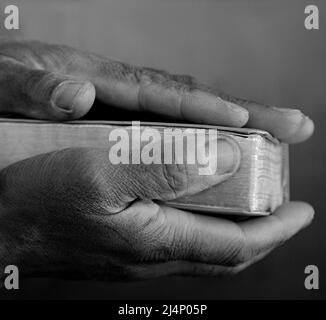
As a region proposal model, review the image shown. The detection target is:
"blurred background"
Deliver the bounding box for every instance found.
[0,0,325,299]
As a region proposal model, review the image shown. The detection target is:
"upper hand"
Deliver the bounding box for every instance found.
[0,39,314,143]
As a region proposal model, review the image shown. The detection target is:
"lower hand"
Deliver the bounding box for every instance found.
[0,147,314,279]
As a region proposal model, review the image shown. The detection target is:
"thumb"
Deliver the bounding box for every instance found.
[0,136,241,214]
[0,57,95,120]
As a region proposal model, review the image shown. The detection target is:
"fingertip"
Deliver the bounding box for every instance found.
[239,201,315,254]
[281,114,314,144]
[241,102,314,144]
[274,201,315,231]
[296,116,314,143]
[293,201,315,225]
[268,108,315,144]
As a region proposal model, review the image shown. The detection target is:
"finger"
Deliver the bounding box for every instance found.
[219,93,314,144]
[66,54,249,127]
[174,249,273,277]
[0,57,95,120]
[140,201,314,266]
[124,249,273,280]
[172,78,314,144]
[0,41,249,126]
[238,201,314,255]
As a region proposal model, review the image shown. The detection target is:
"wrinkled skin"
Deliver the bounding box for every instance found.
[0,40,314,280]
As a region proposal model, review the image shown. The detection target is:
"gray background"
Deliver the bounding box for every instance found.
[0,0,325,299]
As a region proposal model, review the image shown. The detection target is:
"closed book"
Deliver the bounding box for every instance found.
[0,118,289,216]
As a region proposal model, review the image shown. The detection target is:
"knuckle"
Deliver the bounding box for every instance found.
[138,68,199,93]
[123,203,186,263]
[159,164,189,198]
[137,67,170,88]
[172,74,198,91]
[23,70,56,98]
[223,229,252,267]
[134,207,174,261]
[231,247,252,267]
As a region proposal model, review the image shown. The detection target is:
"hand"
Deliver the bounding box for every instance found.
[0,147,314,279]
[0,39,314,143]
[0,40,315,279]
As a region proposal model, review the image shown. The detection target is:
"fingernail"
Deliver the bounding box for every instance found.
[224,100,248,115]
[272,106,314,132]
[216,137,241,175]
[222,100,249,125]
[52,82,88,112]
[300,115,315,137]
[202,136,241,176]
[271,106,302,115]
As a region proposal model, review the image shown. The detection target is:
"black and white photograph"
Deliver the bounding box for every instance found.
[0,0,325,307]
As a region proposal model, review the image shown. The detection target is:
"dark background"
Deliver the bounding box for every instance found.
[0,0,325,299]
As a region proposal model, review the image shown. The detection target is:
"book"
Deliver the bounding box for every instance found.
[0,118,289,216]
